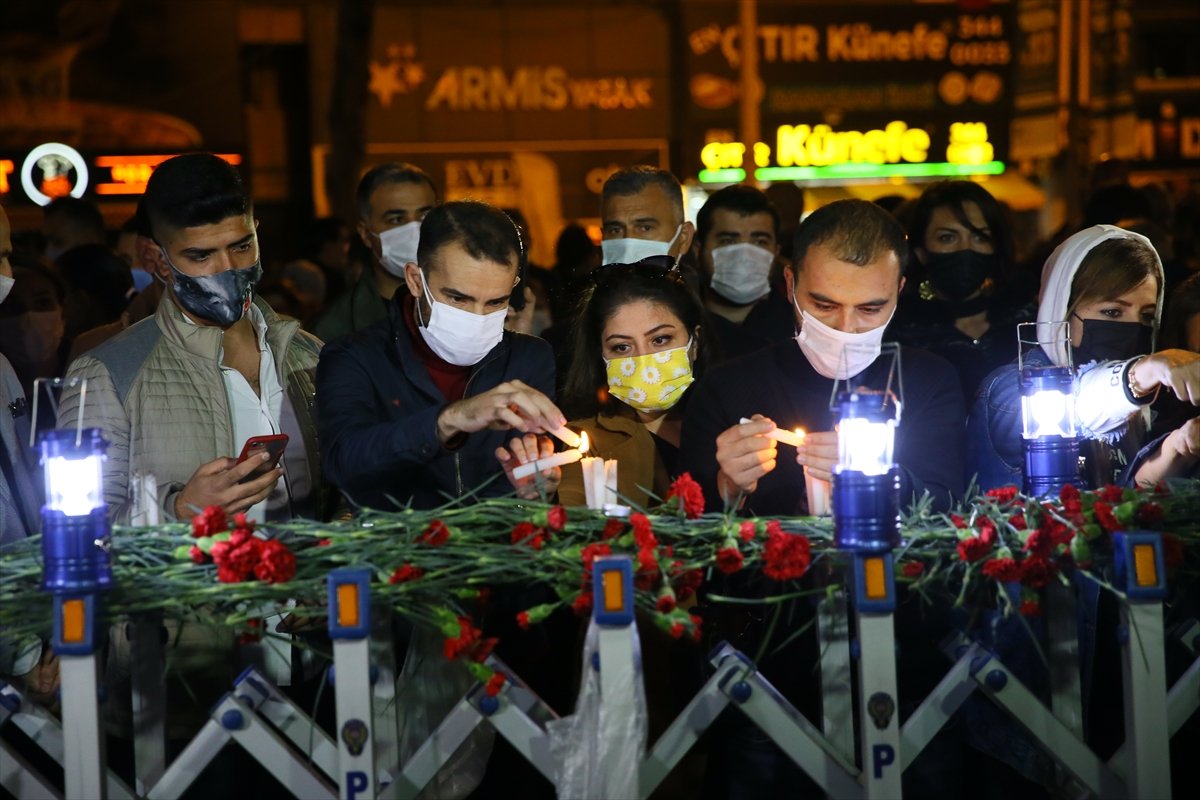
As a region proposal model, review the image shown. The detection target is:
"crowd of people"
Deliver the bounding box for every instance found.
[2,152,1200,797]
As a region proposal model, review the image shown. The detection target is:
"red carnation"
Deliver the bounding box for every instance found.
[213,535,264,583]
[192,505,227,538]
[1092,501,1121,533]
[572,592,593,616]
[485,672,507,697]
[1059,483,1080,505]
[511,521,545,549]
[982,557,1022,583]
[418,519,451,546]
[1009,513,1027,531]
[546,505,568,532]
[442,616,482,661]
[957,536,991,563]
[516,611,531,630]
[738,520,758,542]
[581,542,612,566]
[764,520,783,538]
[669,622,685,639]
[986,486,1019,505]
[715,546,744,575]
[601,519,625,540]
[950,514,968,529]
[317,538,332,547]
[189,545,206,565]
[1135,502,1164,528]
[389,564,424,584]
[656,591,676,614]
[901,561,925,578]
[1019,556,1056,589]
[1019,599,1042,617]
[762,528,812,581]
[254,539,296,584]
[666,472,705,519]
[631,513,657,550]
[673,569,704,602]
[637,546,659,573]
[976,517,998,546]
[232,512,254,532]
[1096,484,1124,504]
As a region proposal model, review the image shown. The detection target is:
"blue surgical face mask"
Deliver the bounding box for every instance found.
[160,248,263,328]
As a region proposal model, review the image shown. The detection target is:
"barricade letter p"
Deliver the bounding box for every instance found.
[346,770,369,800]
[872,744,895,779]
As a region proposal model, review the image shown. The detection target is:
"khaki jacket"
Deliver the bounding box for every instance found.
[58,294,327,522]
[558,406,671,510]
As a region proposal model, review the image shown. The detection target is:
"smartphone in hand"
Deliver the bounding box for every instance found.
[235,434,289,484]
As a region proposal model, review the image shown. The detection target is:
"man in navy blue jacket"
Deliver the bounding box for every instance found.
[317,200,565,510]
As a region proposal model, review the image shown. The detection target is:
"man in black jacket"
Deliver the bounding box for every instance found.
[679,200,967,799]
[317,200,565,510]
[682,198,964,516]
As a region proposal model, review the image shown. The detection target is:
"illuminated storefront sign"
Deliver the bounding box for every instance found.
[92,154,241,195]
[0,149,241,203]
[699,121,1002,183]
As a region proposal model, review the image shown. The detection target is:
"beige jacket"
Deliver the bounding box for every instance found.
[58,293,327,523]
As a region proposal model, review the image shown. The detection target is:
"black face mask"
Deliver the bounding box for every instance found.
[923,250,996,302]
[161,249,262,328]
[1072,316,1154,364]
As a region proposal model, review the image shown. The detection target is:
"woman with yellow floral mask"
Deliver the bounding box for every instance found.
[558,256,714,508]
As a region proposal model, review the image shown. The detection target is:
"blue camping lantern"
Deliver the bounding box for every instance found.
[832,391,902,551]
[39,428,112,593]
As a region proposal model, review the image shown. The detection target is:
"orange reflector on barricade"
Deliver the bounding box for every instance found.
[61,598,86,643]
[602,569,625,613]
[1133,543,1159,588]
[864,557,887,600]
[337,583,360,627]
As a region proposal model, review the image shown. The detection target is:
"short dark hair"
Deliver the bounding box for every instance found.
[44,197,105,241]
[356,162,438,221]
[417,200,522,273]
[142,154,250,242]
[602,166,683,221]
[793,199,908,274]
[563,260,713,417]
[907,180,1016,287]
[696,184,781,248]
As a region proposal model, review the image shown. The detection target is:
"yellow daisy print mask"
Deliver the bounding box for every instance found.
[604,340,695,413]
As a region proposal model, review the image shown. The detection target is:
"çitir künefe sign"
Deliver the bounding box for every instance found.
[683,1,1015,176]
[361,5,670,143]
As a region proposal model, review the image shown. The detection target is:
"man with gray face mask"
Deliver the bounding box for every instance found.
[314,162,438,342]
[57,153,330,525]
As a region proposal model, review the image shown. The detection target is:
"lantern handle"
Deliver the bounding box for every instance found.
[1017,321,1074,371]
[29,377,88,449]
[829,342,903,424]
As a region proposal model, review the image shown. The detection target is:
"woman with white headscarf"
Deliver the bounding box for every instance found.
[967,224,1200,490]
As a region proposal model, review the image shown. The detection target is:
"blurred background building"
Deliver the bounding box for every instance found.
[1,0,1197,267]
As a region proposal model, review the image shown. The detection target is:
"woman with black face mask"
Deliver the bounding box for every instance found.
[891,181,1035,403]
[968,225,1200,490]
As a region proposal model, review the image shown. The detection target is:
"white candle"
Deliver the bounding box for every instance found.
[513,431,590,480]
[603,459,618,506]
[581,456,601,508]
[805,467,831,517]
[580,455,618,510]
[546,425,583,450]
[739,418,807,448]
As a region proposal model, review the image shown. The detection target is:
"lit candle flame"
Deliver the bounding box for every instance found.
[578,430,590,454]
[793,428,806,442]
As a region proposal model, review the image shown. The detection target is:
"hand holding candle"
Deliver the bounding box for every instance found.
[739,417,807,448]
[512,431,590,480]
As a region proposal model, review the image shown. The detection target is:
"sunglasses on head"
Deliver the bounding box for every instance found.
[589,255,683,286]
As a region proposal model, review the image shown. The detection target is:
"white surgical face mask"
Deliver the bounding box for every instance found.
[416,270,507,366]
[710,243,773,305]
[376,221,421,278]
[0,274,13,305]
[601,224,681,266]
[794,302,893,380]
